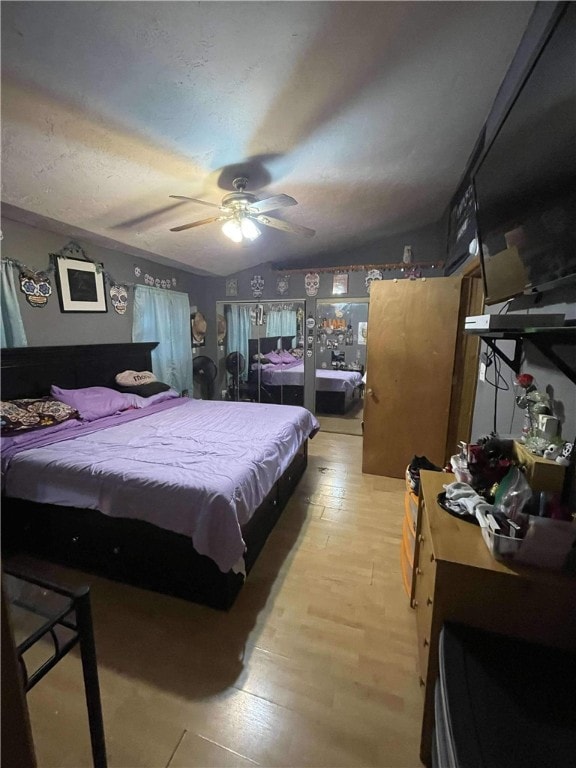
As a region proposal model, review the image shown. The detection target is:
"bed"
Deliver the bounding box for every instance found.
[246,337,363,413]
[1,343,319,609]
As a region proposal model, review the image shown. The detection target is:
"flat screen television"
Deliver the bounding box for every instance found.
[474,2,576,304]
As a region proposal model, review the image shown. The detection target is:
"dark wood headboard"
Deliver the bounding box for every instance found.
[1,343,158,400]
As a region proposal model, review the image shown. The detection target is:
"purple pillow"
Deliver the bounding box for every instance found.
[50,385,132,422]
[266,351,283,364]
[279,350,295,363]
[120,388,181,409]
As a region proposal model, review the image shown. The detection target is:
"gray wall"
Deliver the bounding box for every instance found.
[1,217,207,347]
[198,220,444,409]
[471,286,576,444]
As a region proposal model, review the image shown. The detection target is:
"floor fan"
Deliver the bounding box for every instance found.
[192,356,217,400]
[225,352,245,400]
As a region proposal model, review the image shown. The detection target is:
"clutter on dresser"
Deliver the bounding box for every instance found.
[442,434,575,571]
[512,371,572,462]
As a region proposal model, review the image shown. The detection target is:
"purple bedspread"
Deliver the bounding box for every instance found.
[2,398,319,573]
[259,362,363,393]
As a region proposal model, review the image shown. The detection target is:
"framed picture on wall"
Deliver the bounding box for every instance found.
[55,257,107,312]
[332,273,348,295]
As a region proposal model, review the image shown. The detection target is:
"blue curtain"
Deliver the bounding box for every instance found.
[1,261,28,348]
[225,304,251,380]
[133,286,193,395]
[267,309,297,347]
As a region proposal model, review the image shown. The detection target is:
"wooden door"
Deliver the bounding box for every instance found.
[362,278,463,478]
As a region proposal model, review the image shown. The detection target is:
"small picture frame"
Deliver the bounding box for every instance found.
[56,257,107,312]
[332,273,348,295]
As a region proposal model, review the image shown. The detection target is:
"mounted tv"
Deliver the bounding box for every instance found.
[474,3,576,304]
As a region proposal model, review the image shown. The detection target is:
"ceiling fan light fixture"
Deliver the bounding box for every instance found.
[240,217,261,241]
[222,218,243,243]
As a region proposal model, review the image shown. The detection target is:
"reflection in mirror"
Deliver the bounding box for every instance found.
[216,301,305,404]
[314,300,368,430]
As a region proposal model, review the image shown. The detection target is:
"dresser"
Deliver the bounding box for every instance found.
[412,470,576,767]
[401,488,418,598]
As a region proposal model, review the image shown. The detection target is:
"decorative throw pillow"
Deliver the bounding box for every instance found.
[1,397,79,435]
[51,385,132,422]
[120,388,180,408]
[290,347,304,359]
[114,381,171,397]
[115,370,157,387]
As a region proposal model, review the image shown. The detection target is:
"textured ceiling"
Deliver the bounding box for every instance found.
[1,1,535,276]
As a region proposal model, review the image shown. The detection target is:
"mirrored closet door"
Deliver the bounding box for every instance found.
[216,300,306,405]
[314,299,368,426]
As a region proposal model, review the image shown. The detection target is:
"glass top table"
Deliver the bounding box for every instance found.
[3,566,107,768]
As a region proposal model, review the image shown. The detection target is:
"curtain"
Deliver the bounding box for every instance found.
[1,261,28,348]
[225,304,251,380]
[267,309,297,347]
[133,286,193,395]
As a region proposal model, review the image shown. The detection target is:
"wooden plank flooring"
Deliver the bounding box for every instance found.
[18,431,423,767]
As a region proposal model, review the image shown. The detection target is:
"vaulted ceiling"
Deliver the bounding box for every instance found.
[1,1,535,276]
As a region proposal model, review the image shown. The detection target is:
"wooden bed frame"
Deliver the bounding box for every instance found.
[1,343,308,609]
[245,336,360,413]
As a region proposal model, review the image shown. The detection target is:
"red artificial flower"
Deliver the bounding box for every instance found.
[515,373,534,388]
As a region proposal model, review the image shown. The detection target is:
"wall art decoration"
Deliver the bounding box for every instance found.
[405,266,423,280]
[55,257,107,312]
[217,314,227,346]
[365,269,383,293]
[276,274,290,295]
[19,271,52,308]
[305,272,320,296]
[251,275,264,298]
[134,266,141,277]
[358,321,368,344]
[191,311,207,347]
[226,278,238,297]
[110,284,129,315]
[332,273,348,296]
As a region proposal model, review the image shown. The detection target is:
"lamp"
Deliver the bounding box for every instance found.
[222,219,243,243]
[222,214,261,243]
[240,217,261,241]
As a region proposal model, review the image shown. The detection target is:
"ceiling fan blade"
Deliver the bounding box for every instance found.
[170,216,222,232]
[256,214,316,238]
[248,194,298,214]
[169,195,221,209]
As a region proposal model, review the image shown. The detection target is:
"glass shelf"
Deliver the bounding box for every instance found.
[3,566,107,767]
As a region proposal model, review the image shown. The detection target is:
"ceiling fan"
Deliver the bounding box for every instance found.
[169,177,315,242]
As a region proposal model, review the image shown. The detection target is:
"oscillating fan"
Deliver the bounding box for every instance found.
[192,356,217,400]
[225,352,246,400]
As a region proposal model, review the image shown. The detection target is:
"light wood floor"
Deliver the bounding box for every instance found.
[316,400,364,437]
[19,431,423,768]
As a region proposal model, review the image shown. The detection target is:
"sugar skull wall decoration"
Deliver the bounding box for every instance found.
[305,272,320,296]
[110,284,129,315]
[20,272,52,308]
[251,275,265,298]
[276,274,290,295]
